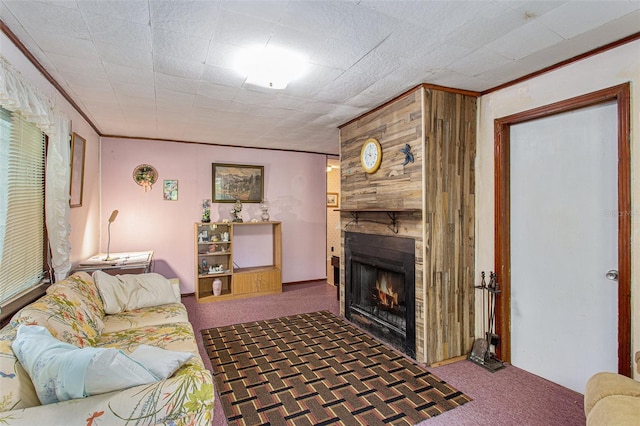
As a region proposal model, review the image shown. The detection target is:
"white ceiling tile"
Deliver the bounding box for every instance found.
[94,41,153,71]
[537,1,638,39]
[27,31,98,59]
[279,1,355,35]
[155,73,200,94]
[153,55,204,79]
[220,0,287,25]
[197,82,239,101]
[486,20,565,60]
[150,0,220,39]
[77,0,150,24]
[449,47,513,78]
[151,28,210,63]
[201,64,245,87]
[193,95,232,111]
[156,88,195,108]
[104,63,154,86]
[84,13,152,49]
[212,9,276,47]
[112,82,156,99]
[3,0,89,38]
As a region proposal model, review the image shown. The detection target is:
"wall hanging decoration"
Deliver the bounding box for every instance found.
[133,164,158,192]
[212,163,264,203]
[326,193,339,208]
[69,132,86,207]
[163,179,178,201]
[400,143,414,165]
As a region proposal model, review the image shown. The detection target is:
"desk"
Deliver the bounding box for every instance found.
[74,251,154,275]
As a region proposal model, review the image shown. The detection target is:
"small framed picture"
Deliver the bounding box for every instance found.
[69,132,86,207]
[327,192,339,208]
[163,179,178,201]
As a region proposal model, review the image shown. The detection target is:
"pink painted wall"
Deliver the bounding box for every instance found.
[100,138,327,293]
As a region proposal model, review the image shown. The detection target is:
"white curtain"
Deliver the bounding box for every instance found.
[0,55,72,281]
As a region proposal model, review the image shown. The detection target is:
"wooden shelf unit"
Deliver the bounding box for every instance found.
[194,221,282,303]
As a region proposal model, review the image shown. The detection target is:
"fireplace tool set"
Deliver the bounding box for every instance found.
[469,271,505,372]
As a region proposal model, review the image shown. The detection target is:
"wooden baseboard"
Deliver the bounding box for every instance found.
[430,355,468,368]
[283,279,328,286]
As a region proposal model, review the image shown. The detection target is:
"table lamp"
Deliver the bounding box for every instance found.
[103,210,119,261]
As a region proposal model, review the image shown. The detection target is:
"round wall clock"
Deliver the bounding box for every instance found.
[360,138,382,173]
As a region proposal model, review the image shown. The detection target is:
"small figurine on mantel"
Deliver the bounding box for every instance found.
[230,199,243,222]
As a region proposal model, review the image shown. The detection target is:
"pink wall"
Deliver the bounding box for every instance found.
[100,138,327,293]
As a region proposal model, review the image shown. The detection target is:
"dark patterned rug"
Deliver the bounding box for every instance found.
[202,311,471,425]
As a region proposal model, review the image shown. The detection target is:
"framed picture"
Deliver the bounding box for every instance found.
[212,163,264,203]
[327,192,339,208]
[69,132,86,207]
[163,179,178,201]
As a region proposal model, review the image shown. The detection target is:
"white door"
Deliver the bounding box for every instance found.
[509,101,618,393]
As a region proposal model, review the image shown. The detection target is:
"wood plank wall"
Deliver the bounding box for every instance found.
[423,88,476,363]
[339,86,476,365]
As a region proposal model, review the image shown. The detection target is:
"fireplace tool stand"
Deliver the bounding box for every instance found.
[469,271,505,372]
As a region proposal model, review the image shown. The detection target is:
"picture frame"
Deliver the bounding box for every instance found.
[69,132,86,207]
[327,192,339,208]
[212,163,264,203]
[163,179,178,201]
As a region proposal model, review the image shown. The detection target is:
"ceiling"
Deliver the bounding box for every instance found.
[1,1,639,155]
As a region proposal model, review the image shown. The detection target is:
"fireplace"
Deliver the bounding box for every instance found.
[345,232,415,358]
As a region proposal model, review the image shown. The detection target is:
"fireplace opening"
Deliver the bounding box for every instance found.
[345,232,415,358]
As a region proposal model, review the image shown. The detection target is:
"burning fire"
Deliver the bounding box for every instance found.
[376,274,398,308]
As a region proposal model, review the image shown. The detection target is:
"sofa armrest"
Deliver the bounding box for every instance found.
[584,372,640,416]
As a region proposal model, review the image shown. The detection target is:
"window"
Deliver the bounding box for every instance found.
[0,106,47,307]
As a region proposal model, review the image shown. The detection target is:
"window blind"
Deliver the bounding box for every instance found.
[0,107,46,303]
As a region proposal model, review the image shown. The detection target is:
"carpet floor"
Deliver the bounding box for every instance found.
[202,311,470,425]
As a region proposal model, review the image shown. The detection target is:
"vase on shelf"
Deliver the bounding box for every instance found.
[259,199,270,221]
[213,278,222,296]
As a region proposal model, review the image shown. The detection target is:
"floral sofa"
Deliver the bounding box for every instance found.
[0,271,213,425]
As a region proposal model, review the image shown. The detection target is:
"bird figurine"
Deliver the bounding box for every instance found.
[400,143,414,166]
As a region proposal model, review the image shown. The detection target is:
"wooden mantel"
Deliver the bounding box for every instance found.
[335,208,421,234]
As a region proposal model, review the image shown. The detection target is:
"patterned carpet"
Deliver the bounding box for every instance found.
[202,311,471,425]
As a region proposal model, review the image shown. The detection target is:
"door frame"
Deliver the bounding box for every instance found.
[494,83,631,376]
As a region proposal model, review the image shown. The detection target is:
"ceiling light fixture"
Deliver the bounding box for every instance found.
[235,46,308,89]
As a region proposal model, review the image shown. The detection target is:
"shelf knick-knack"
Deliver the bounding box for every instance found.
[202,199,211,223]
[213,278,222,296]
[260,199,270,221]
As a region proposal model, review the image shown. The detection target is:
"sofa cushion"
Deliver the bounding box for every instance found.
[97,322,200,357]
[128,345,193,380]
[11,291,103,348]
[93,271,180,314]
[12,325,160,405]
[46,272,105,316]
[102,303,189,334]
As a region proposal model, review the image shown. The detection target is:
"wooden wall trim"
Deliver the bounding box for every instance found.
[494,82,632,376]
[102,134,332,156]
[1,20,102,136]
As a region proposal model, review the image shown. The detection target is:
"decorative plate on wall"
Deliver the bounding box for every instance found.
[133,164,158,192]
